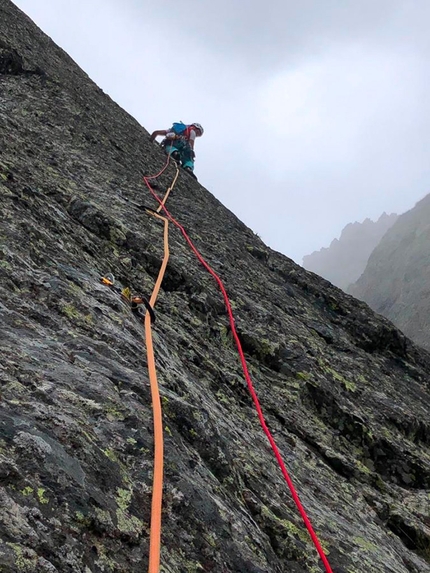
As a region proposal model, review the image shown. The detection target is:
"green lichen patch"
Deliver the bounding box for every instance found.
[20,486,34,497]
[37,488,49,505]
[5,543,37,572]
[115,488,143,536]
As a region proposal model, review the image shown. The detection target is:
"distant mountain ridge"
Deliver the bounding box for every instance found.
[349,193,430,351]
[302,212,398,290]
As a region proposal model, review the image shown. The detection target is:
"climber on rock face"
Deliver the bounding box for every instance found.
[149,122,204,178]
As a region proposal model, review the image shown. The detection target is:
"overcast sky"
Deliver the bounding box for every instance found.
[13,0,430,263]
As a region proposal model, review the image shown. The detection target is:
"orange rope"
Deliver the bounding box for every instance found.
[156,164,179,213]
[144,160,179,573]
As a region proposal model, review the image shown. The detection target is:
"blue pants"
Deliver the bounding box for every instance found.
[164,139,194,171]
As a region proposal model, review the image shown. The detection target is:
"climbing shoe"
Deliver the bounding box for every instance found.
[183,166,197,180]
[171,150,180,162]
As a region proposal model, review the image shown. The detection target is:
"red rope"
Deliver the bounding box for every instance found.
[142,175,334,572]
[145,148,171,180]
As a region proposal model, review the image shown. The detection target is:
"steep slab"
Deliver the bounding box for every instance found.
[1,1,430,572]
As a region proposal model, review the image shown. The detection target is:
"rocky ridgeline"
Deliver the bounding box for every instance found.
[349,194,430,353]
[303,213,398,291]
[1,1,430,572]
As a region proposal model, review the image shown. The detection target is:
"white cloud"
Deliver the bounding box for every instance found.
[258,44,426,176]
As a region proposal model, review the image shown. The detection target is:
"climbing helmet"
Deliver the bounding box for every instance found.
[192,123,204,135]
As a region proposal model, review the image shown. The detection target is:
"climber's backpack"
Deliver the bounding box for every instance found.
[171,122,189,138]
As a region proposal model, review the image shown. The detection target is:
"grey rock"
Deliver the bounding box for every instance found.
[0,1,430,572]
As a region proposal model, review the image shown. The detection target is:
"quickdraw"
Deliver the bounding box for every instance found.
[100,274,156,324]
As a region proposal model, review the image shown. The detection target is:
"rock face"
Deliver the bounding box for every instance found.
[302,213,398,290]
[349,194,430,352]
[1,1,430,572]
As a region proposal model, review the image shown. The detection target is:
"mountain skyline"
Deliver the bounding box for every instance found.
[350,193,430,352]
[303,211,399,289]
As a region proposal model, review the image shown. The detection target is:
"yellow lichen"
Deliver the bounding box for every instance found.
[20,486,34,497]
[102,448,117,462]
[115,488,143,535]
[37,488,49,505]
[61,304,81,320]
[296,371,310,380]
[6,543,37,571]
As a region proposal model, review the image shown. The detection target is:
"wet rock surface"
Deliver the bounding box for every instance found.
[1,1,430,572]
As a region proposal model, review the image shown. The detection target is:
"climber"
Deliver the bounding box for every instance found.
[149,122,204,177]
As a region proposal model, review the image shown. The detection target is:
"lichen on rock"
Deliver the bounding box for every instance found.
[1,0,430,572]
